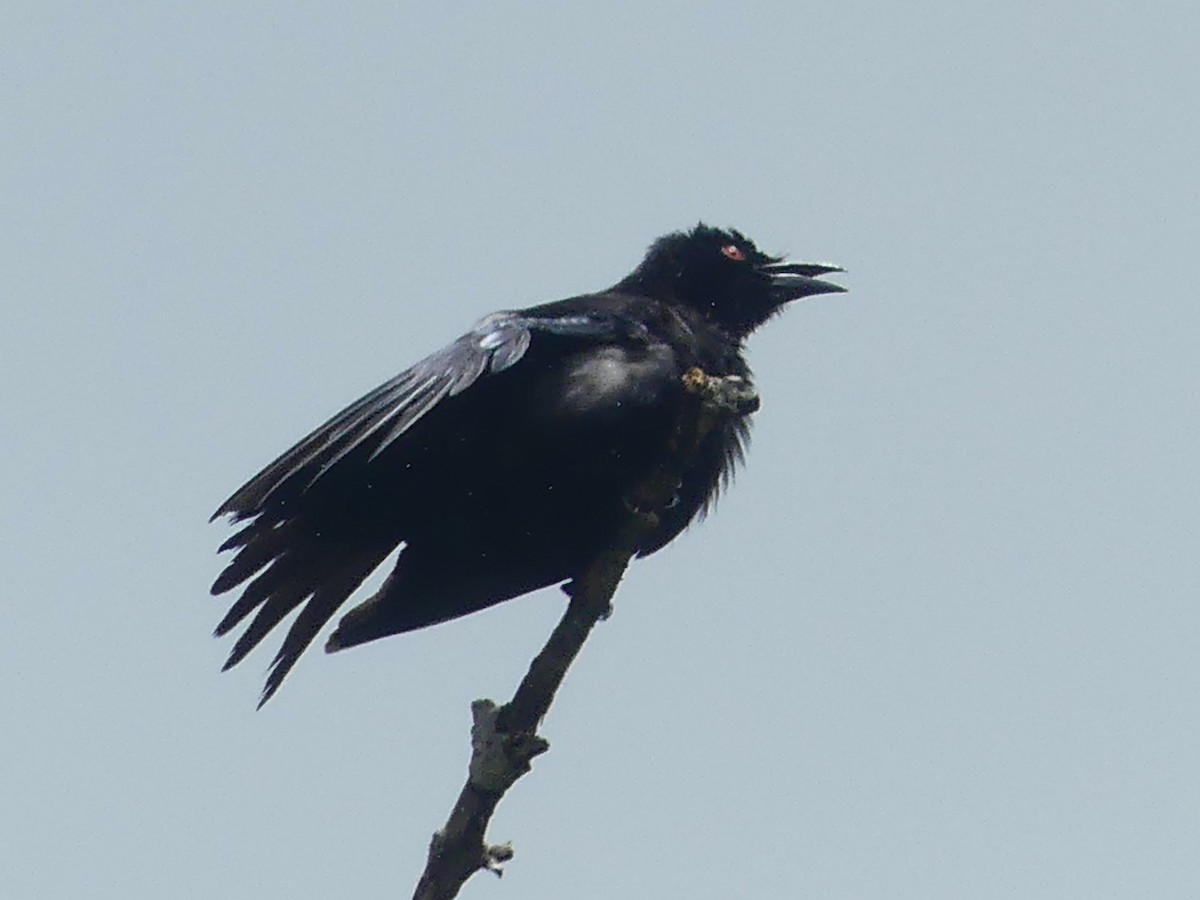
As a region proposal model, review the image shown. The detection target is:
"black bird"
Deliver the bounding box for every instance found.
[211,224,843,705]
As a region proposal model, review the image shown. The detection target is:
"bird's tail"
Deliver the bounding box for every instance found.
[325,546,565,652]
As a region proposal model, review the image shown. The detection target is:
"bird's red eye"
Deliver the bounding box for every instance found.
[721,244,745,261]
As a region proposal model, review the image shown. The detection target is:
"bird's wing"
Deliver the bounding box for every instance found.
[212,308,648,522]
[210,305,650,705]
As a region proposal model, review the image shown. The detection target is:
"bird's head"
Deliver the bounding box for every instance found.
[618,224,844,338]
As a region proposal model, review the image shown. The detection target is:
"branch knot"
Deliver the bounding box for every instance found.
[468,699,550,794]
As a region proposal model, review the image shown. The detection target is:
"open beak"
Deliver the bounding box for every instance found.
[760,260,846,302]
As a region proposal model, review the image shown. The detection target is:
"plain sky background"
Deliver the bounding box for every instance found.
[3,3,1198,898]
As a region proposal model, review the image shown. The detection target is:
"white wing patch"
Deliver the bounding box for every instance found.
[560,344,676,414]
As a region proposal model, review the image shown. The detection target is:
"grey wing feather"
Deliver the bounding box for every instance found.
[212,313,537,520]
[487,326,531,373]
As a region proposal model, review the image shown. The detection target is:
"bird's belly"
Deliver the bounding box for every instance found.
[403,418,670,560]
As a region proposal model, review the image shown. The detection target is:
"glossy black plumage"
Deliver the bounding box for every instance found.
[211,224,843,704]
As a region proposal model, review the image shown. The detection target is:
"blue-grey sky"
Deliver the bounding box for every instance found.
[4,3,1198,898]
